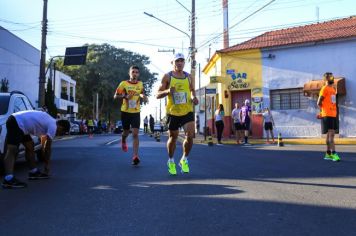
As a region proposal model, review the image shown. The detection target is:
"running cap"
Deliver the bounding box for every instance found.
[245,99,250,104]
[172,53,185,61]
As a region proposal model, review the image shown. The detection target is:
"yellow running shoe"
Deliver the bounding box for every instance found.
[167,161,177,175]
[179,159,190,173]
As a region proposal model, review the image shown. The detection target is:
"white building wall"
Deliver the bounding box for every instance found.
[49,70,78,114]
[262,40,356,137]
[0,26,40,107]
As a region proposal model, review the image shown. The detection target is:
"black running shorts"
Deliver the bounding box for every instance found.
[321,116,338,134]
[234,122,243,130]
[242,117,250,131]
[121,112,141,130]
[264,122,273,131]
[166,112,194,131]
[6,115,32,146]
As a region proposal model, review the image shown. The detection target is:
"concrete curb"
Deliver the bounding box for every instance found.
[178,134,356,145]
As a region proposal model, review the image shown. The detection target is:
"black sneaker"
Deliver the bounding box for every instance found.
[132,156,140,166]
[2,177,27,189]
[28,171,50,180]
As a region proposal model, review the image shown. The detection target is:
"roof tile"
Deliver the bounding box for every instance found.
[219,16,356,53]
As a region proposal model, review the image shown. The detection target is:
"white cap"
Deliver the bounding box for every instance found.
[245,99,250,104]
[172,53,185,61]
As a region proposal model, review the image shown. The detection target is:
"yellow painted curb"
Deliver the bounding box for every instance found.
[189,137,356,145]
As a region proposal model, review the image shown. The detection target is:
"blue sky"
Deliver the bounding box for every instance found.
[1,0,355,119]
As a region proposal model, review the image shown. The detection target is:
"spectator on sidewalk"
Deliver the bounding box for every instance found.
[149,114,154,134]
[143,116,148,133]
[317,72,340,162]
[215,104,225,144]
[262,107,275,144]
[231,102,243,144]
[240,99,252,144]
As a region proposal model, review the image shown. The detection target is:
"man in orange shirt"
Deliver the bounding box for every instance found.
[317,72,340,162]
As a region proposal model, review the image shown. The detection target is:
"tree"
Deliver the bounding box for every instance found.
[54,43,158,122]
[1,77,9,92]
[45,78,58,118]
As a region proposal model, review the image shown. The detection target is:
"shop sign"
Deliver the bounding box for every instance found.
[228,80,250,89]
[226,69,250,90]
[206,88,217,94]
[226,69,235,75]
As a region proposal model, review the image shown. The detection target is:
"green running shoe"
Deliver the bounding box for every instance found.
[179,159,190,173]
[167,161,177,175]
[324,153,333,161]
[331,153,341,162]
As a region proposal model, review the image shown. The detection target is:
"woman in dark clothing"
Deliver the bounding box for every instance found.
[214,104,225,144]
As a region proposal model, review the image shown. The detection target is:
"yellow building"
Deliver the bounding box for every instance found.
[202,49,264,138]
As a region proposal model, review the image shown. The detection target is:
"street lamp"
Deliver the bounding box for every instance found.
[143,12,190,41]
[143,10,196,84]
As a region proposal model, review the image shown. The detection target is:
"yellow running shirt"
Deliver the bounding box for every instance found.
[116,80,143,113]
[166,71,193,116]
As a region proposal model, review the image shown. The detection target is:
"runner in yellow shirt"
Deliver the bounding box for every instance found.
[114,65,148,165]
[317,72,340,162]
[156,53,199,175]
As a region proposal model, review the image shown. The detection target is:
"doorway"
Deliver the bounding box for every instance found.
[231,90,251,107]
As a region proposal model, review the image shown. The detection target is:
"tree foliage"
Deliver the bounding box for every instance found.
[54,44,158,121]
[45,78,58,118]
[1,77,9,92]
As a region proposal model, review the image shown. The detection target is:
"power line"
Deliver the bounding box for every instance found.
[48,31,180,49]
[198,0,276,50]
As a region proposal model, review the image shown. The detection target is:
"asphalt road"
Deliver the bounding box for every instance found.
[1,133,356,236]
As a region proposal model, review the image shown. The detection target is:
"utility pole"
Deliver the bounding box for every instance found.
[190,0,196,88]
[159,99,162,121]
[38,0,48,108]
[223,0,229,48]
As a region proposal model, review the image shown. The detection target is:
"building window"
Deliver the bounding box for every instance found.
[270,88,308,110]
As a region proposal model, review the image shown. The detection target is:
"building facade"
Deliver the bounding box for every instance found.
[1,26,79,118]
[0,26,40,106]
[47,69,78,119]
[202,16,356,138]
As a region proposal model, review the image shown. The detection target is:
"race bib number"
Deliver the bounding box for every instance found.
[173,92,187,105]
[128,99,137,109]
[331,95,336,104]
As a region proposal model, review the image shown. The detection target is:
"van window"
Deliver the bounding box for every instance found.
[13,97,27,112]
[0,96,10,115]
[22,97,34,110]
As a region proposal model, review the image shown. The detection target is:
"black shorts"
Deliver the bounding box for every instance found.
[264,122,273,131]
[234,122,243,130]
[121,112,140,130]
[242,118,250,131]
[166,112,194,131]
[6,115,32,146]
[321,117,338,134]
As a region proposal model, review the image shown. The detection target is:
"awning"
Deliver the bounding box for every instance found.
[303,77,346,96]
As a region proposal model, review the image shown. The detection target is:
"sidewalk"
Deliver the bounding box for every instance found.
[183,133,356,145]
